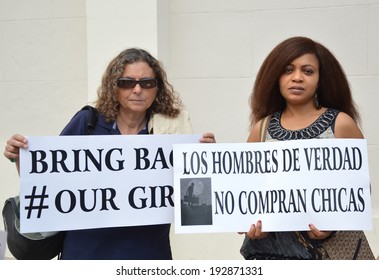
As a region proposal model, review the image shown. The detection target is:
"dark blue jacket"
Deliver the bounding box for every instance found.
[59,108,172,260]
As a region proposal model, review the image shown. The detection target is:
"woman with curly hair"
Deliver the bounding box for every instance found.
[4,48,215,259]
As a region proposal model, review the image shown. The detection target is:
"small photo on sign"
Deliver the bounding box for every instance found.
[180,178,212,226]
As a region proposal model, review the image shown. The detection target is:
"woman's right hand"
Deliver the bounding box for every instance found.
[4,134,28,162]
[239,220,268,240]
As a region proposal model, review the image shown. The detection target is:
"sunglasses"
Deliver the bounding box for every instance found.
[117,78,157,89]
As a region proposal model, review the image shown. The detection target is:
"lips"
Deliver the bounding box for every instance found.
[288,86,305,94]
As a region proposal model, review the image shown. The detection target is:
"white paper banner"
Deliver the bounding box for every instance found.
[173,139,372,233]
[19,134,200,233]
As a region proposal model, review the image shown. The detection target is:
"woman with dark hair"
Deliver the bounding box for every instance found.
[4,48,215,259]
[249,36,360,127]
[240,36,366,259]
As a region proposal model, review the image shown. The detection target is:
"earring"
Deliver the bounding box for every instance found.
[314,89,320,109]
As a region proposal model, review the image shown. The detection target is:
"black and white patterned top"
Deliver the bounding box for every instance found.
[265,108,339,141]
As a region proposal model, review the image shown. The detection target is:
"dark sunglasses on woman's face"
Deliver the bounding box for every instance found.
[117,78,157,89]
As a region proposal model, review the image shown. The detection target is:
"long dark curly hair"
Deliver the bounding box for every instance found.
[95,48,182,122]
[249,36,360,129]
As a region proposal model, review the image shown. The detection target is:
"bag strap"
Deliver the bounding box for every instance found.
[259,116,270,142]
[81,105,98,135]
[4,197,20,219]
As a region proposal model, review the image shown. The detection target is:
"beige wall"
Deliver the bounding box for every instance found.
[1,0,378,259]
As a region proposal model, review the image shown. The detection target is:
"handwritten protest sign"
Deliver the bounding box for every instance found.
[173,139,372,233]
[19,134,200,233]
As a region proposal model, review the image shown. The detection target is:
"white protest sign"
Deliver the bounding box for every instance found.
[19,134,200,233]
[173,139,372,233]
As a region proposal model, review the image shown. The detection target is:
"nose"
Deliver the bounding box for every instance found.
[292,70,303,82]
[132,83,142,94]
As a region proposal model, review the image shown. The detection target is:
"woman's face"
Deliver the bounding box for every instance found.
[279,53,319,107]
[117,61,158,114]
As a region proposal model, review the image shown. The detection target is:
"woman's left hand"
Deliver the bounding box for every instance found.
[199,133,216,143]
[307,223,332,240]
